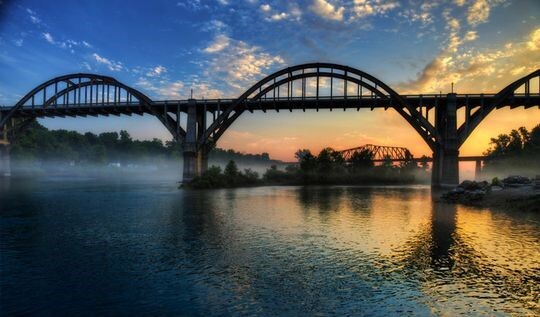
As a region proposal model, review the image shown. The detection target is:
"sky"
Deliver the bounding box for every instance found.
[0,0,539,161]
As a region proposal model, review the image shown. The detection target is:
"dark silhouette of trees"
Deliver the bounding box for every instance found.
[10,122,280,166]
[483,124,540,173]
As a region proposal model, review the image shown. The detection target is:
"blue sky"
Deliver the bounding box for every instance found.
[0,0,539,160]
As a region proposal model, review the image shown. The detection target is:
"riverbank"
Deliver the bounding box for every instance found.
[441,178,540,212]
[486,187,540,212]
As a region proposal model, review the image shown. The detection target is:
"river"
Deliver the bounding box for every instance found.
[1,176,539,316]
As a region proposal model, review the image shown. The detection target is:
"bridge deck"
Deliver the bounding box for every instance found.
[1,94,538,118]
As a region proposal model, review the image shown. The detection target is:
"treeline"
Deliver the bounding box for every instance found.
[11,122,280,166]
[483,124,540,174]
[265,147,427,185]
[189,147,429,188]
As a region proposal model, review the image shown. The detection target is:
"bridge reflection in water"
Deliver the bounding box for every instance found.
[1,63,538,185]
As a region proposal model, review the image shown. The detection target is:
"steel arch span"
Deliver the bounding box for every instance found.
[199,63,438,151]
[457,68,540,147]
[0,73,184,140]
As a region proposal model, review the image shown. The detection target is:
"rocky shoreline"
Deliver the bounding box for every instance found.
[441,176,540,212]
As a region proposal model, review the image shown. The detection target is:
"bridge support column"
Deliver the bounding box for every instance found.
[474,160,482,180]
[198,150,208,175]
[182,99,210,183]
[182,99,198,183]
[433,93,459,187]
[0,144,11,177]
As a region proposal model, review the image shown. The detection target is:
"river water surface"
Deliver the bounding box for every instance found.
[1,177,539,316]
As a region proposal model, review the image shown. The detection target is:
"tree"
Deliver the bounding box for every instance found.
[348,149,374,172]
[317,147,335,174]
[295,149,317,173]
[224,160,239,178]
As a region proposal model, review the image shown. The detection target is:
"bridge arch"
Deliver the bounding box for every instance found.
[200,63,438,151]
[0,73,183,139]
[458,69,540,146]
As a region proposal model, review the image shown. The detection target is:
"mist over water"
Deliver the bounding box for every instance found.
[9,158,284,182]
[1,175,539,316]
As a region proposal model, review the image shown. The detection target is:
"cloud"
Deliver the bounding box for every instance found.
[42,32,54,44]
[527,28,540,50]
[203,34,230,53]
[176,0,208,11]
[41,31,92,52]
[92,53,123,71]
[202,35,285,90]
[269,12,289,21]
[135,77,223,99]
[310,0,345,21]
[467,0,490,26]
[202,20,228,32]
[260,4,271,12]
[352,0,399,19]
[26,8,41,25]
[146,65,167,77]
[260,3,302,22]
[14,39,23,47]
[464,30,477,41]
[398,27,540,94]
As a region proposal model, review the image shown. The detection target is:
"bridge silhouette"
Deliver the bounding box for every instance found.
[338,144,487,179]
[1,63,538,186]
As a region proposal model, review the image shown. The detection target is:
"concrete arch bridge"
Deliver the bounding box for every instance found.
[0,63,538,186]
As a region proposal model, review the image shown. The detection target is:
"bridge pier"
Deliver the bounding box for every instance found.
[0,144,11,177]
[433,93,459,187]
[474,160,482,180]
[182,99,210,183]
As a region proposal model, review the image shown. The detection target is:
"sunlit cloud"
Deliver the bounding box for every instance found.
[398,26,540,94]
[467,0,490,26]
[203,34,230,53]
[352,0,400,19]
[310,0,345,21]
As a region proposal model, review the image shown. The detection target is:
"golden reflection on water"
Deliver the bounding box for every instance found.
[195,186,540,315]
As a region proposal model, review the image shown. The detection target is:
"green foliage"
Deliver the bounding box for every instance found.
[188,162,261,189]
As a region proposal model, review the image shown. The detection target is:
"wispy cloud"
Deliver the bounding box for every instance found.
[26,8,42,25]
[146,65,167,77]
[92,53,123,71]
[42,32,54,44]
[135,76,223,99]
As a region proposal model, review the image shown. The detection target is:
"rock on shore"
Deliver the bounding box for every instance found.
[442,176,540,212]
